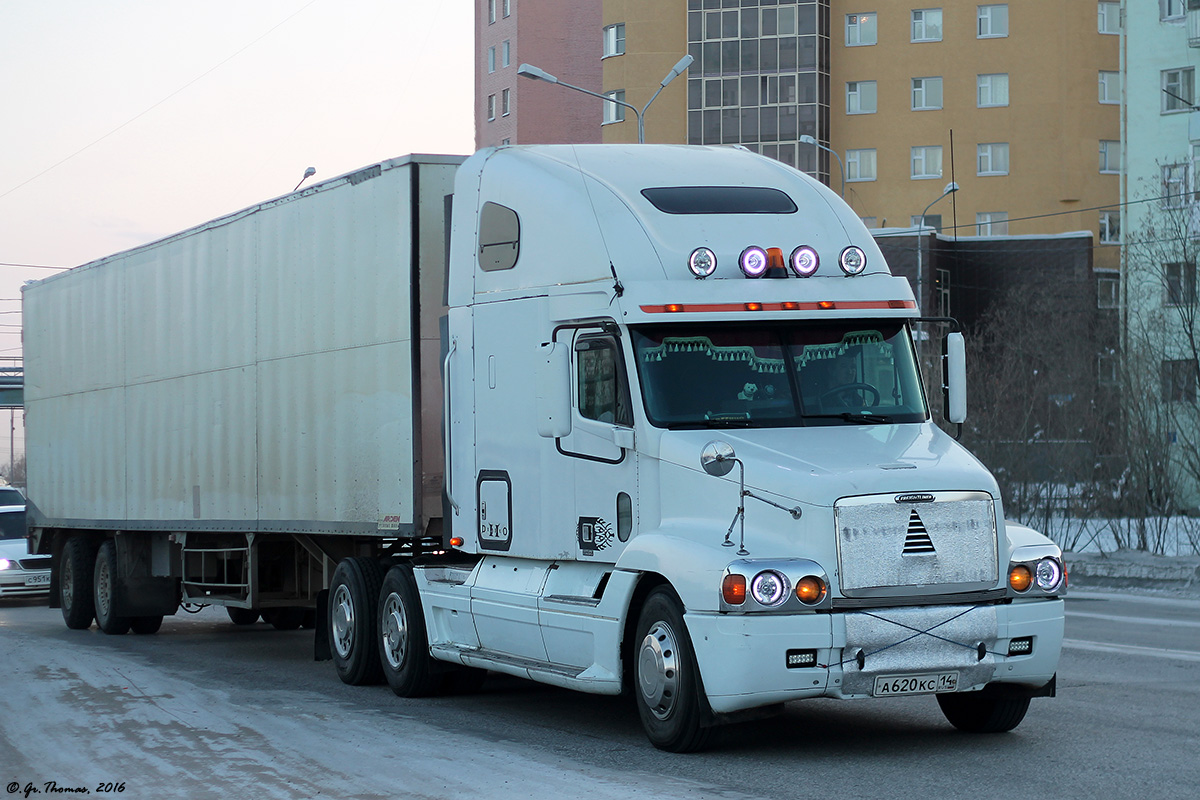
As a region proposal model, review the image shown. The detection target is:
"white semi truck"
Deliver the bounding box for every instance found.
[23,145,1064,751]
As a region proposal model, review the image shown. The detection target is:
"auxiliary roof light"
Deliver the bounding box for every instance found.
[739,246,769,278]
[688,247,717,278]
[839,246,866,276]
[790,246,819,277]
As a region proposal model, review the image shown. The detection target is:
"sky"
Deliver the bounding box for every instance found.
[0,1,476,463]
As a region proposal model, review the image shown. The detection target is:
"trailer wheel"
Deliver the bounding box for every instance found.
[227,607,260,626]
[60,536,98,630]
[268,607,305,631]
[93,540,131,635]
[377,564,443,697]
[937,691,1031,733]
[329,557,385,685]
[130,616,163,635]
[633,588,713,753]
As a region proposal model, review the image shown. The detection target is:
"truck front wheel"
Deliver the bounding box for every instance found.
[328,558,385,685]
[377,564,442,697]
[937,690,1031,733]
[60,536,98,630]
[633,588,712,753]
[93,540,131,635]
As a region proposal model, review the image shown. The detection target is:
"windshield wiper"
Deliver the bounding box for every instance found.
[803,412,894,425]
[669,418,760,429]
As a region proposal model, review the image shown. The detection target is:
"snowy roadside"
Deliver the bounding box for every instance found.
[1064,549,1200,598]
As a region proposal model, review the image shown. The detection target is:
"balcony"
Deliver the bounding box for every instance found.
[1190,0,1200,47]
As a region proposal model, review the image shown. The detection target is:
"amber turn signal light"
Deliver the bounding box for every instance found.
[1009,564,1032,592]
[795,575,827,605]
[722,574,747,605]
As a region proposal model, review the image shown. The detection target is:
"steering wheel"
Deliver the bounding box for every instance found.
[820,382,880,407]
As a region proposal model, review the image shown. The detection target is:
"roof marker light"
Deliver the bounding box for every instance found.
[840,246,866,276]
[745,302,763,311]
[790,246,819,277]
[688,247,717,279]
[739,246,769,278]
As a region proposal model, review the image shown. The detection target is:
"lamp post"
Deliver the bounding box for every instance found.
[799,135,844,197]
[915,181,959,314]
[517,55,693,144]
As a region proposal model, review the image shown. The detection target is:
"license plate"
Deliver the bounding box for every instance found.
[873,672,958,697]
[25,573,51,587]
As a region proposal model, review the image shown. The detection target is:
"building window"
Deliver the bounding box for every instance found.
[977,73,1009,107]
[1162,68,1195,113]
[487,46,496,74]
[1161,0,1185,20]
[487,94,496,122]
[861,216,878,227]
[912,77,943,110]
[936,268,951,316]
[1099,210,1121,244]
[603,23,626,57]
[1165,261,1197,306]
[1097,274,1120,309]
[911,213,942,231]
[847,81,877,114]
[978,4,1008,37]
[501,40,511,68]
[976,211,1009,235]
[1098,2,1120,34]
[1162,359,1198,403]
[912,9,943,42]
[846,12,877,45]
[1098,353,1118,385]
[1099,141,1121,174]
[846,149,877,181]
[501,138,511,145]
[603,90,626,124]
[1163,163,1190,207]
[1099,71,1119,104]
[488,0,497,25]
[503,0,511,18]
[502,88,511,116]
[977,143,1009,175]
[911,146,943,179]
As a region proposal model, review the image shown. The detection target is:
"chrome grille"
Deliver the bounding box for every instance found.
[835,491,998,599]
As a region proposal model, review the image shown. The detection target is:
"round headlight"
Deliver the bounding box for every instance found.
[789,246,819,277]
[739,246,769,278]
[750,570,789,606]
[688,247,717,278]
[1035,558,1063,592]
[839,246,866,276]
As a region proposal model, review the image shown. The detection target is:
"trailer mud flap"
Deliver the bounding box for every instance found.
[314,589,331,661]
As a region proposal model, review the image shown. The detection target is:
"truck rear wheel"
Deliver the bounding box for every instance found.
[329,557,385,685]
[633,588,712,753]
[227,607,260,626]
[93,540,131,635]
[377,564,442,697]
[937,690,1031,733]
[60,536,98,630]
[130,615,164,635]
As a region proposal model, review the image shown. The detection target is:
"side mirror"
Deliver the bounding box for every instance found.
[700,441,737,477]
[536,342,572,438]
[945,332,966,424]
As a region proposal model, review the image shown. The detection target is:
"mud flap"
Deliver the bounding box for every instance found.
[313,588,331,661]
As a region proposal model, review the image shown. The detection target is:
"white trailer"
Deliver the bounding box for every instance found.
[25,145,1064,751]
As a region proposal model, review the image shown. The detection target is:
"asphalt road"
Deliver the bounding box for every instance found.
[1,591,1197,800]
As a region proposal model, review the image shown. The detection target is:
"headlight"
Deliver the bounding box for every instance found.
[839,246,866,276]
[739,246,769,278]
[750,570,789,606]
[1035,558,1063,591]
[688,247,717,278]
[789,246,819,277]
[0,558,13,570]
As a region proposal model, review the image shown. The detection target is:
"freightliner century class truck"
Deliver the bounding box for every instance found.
[23,145,1065,751]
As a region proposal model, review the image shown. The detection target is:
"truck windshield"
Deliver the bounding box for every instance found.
[630,322,927,428]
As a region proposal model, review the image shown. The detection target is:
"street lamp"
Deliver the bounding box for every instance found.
[915,181,959,314]
[517,54,693,144]
[798,135,844,197]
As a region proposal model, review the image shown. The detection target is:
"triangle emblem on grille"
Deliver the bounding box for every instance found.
[903,510,936,554]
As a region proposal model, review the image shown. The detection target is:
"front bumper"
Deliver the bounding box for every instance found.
[686,598,1063,715]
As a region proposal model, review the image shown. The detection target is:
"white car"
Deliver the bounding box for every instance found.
[0,487,50,598]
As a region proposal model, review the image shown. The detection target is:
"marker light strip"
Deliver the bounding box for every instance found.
[639,300,916,314]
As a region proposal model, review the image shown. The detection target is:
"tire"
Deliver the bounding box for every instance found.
[268,607,305,631]
[130,616,163,635]
[633,588,713,753]
[377,564,442,697]
[60,536,98,630]
[227,607,260,626]
[93,540,131,636]
[328,557,386,685]
[937,690,1031,733]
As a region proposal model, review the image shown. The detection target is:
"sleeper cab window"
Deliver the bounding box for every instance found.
[576,336,633,427]
[478,201,520,271]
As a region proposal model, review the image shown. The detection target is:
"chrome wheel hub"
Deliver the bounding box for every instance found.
[381,592,409,670]
[95,556,112,617]
[331,584,355,659]
[638,620,680,720]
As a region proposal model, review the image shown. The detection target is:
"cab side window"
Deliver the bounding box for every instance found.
[577,337,632,427]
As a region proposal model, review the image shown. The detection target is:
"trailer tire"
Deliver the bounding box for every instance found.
[60,536,98,630]
[377,564,442,697]
[227,607,260,626]
[937,691,1031,733]
[130,615,163,635]
[633,588,713,753]
[93,540,131,636]
[268,607,305,631]
[329,557,385,685]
